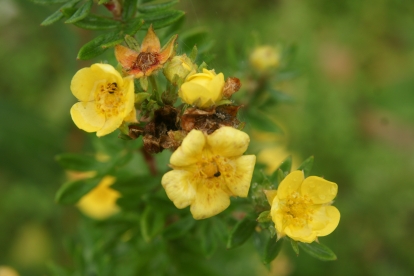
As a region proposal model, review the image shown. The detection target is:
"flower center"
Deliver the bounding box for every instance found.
[95,81,124,118]
[199,161,220,178]
[134,52,159,73]
[281,192,314,228]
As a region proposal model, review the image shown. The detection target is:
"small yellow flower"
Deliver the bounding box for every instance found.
[115,25,177,78]
[250,45,280,72]
[265,170,340,243]
[77,176,121,220]
[163,54,196,83]
[0,266,19,276]
[162,127,256,219]
[70,63,135,137]
[179,68,225,108]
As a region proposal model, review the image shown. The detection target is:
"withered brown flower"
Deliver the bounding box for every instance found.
[115,25,177,78]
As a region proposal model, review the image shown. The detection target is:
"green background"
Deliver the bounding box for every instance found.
[1,0,414,275]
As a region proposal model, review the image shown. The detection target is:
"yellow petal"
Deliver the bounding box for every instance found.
[225,155,256,197]
[313,206,340,237]
[270,196,285,234]
[141,25,161,52]
[277,170,304,200]
[264,190,278,205]
[122,77,136,116]
[207,127,250,158]
[180,82,211,106]
[170,129,205,167]
[285,224,317,243]
[124,108,137,123]
[161,170,196,209]
[115,45,139,70]
[77,176,120,220]
[206,72,224,102]
[70,102,105,132]
[301,176,338,204]
[190,181,230,219]
[70,67,103,102]
[91,63,123,85]
[96,115,124,137]
[159,34,178,64]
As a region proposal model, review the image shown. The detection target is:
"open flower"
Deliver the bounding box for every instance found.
[162,127,256,219]
[115,25,177,78]
[265,170,340,243]
[70,63,135,137]
[179,69,225,108]
[77,176,121,220]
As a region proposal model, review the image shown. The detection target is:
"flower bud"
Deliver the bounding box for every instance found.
[163,54,196,83]
[179,69,225,108]
[249,46,280,72]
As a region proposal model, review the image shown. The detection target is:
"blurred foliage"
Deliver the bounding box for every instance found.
[1,0,414,275]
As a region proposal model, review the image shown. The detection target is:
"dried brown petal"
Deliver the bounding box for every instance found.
[223,77,242,98]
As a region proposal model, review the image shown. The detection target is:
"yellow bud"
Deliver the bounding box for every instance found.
[249,46,280,72]
[163,54,196,83]
[179,69,225,108]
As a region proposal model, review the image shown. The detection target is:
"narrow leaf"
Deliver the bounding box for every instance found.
[227,216,257,249]
[257,211,271,223]
[55,177,101,205]
[263,237,284,264]
[40,0,80,26]
[278,155,292,176]
[125,18,145,35]
[73,15,122,30]
[77,32,123,60]
[55,153,100,172]
[65,0,92,23]
[290,238,299,255]
[297,156,314,177]
[189,45,198,62]
[268,88,294,103]
[298,242,337,261]
[248,109,283,134]
[124,35,141,51]
[139,10,185,30]
[140,206,165,242]
[31,0,68,5]
[122,0,139,20]
[163,216,195,240]
[137,0,179,13]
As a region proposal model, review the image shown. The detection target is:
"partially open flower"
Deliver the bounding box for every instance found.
[250,45,280,72]
[70,63,135,137]
[115,25,177,78]
[265,170,340,243]
[179,69,225,108]
[161,127,256,219]
[77,176,121,220]
[163,54,196,83]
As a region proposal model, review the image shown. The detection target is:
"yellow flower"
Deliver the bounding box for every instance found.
[162,127,256,219]
[265,170,340,243]
[179,68,225,108]
[250,45,280,72]
[77,176,121,220]
[0,266,19,276]
[70,63,135,137]
[115,25,177,78]
[163,54,196,83]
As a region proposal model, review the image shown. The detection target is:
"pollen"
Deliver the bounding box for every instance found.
[95,81,124,117]
[133,52,159,73]
[281,192,314,228]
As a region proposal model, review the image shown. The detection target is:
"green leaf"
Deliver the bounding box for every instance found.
[122,0,139,20]
[257,211,271,223]
[199,220,219,257]
[139,10,185,30]
[140,206,165,242]
[31,0,68,5]
[290,238,299,255]
[55,153,101,171]
[263,237,284,264]
[267,88,294,103]
[269,168,285,187]
[297,156,314,177]
[73,14,121,30]
[248,109,283,134]
[189,45,198,61]
[125,18,145,35]
[298,242,337,261]
[65,0,92,23]
[55,177,101,204]
[179,27,209,53]
[227,216,257,249]
[140,77,149,91]
[278,155,292,176]
[40,0,80,26]
[77,32,123,60]
[137,0,179,13]
[124,35,140,51]
[163,216,195,240]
